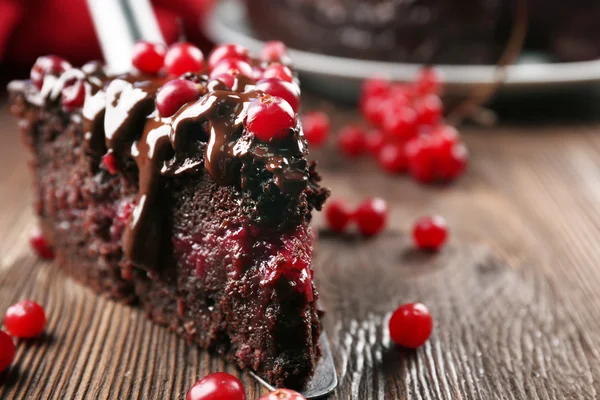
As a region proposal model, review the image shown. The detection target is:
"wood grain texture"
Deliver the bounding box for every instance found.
[2,96,600,399]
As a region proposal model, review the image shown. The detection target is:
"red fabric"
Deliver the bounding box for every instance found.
[0,0,215,69]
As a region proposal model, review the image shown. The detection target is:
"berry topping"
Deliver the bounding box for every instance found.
[365,130,385,155]
[156,79,201,117]
[325,199,353,233]
[259,389,306,400]
[0,331,15,373]
[254,78,300,112]
[412,215,448,251]
[211,73,236,90]
[4,300,47,338]
[389,303,433,349]
[416,67,442,95]
[260,41,289,63]
[30,55,72,90]
[415,94,443,127]
[302,111,330,146]
[354,197,388,237]
[29,227,54,259]
[165,42,205,76]
[210,58,253,78]
[262,64,294,83]
[61,79,86,111]
[131,41,167,74]
[102,152,118,175]
[186,372,246,400]
[247,94,296,142]
[377,143,408,174]
[338,125,366,158]
[208,44,250,70]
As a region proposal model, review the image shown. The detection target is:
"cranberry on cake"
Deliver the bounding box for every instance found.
[8,41,329,388]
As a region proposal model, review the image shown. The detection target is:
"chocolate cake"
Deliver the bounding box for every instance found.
[8,44,328,388]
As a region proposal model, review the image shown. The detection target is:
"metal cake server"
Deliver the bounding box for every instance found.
[85,0,338,397]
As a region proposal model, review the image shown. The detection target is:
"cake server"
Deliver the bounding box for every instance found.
[85,0,337,396]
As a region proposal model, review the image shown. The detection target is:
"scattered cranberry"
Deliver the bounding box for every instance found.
[208,44,250,70]
[365,130,386,155]
[382,106,418,141]
[61,79,86,110]
[102,152,118,175]
[416,67,442,95]
[412,215,448,251]
[254,78,300,112]
[30,55,71,90]
[361,77,390,99]
[247,94,296,142]
[259,389,306,400]
[4,300,47,338]
[377,143,408,174]
[0,331,15,373]
[186,372,246,400]
[29,227,54,259]
[354,198,388,237]
[302,111,330,146]
[389,303,433,349]
[414,94,443,127]
[325,200,353,233]
[262,63,294,83]
[131,41,167,74]
[156,79,201,117]
[165,42,205,76]
[260,41,288,63]
[338,125,365,158]
[210,58,253,79]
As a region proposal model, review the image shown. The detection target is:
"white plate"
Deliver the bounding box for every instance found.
[206,0,600,101]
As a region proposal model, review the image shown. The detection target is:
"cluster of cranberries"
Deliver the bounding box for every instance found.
[0,300,47,373]
[186,372,306,400]
[325,197,389,237]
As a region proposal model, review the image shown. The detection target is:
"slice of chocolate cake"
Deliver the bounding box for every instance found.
[8,42,328,388]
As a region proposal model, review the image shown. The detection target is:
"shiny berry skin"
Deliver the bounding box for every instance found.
[156,79,201,117]
[355,198,388,237]
[29,227,54,259]
[416,68,442,95]
[61,79,86,110]
[247,95,296,142]
[377,143,408,174]
[262,64,294,83]
[208,44,250,70]
[389,303,433,349]
[131,41,167,74]
[0,331,15,373]
[259,389,306,400]
[383,106,418,140]
[4,300,47,338]
[325,200,353,233]
[405,136,435,183]
[365,130,385,155]
[31,55,72,90]
[254,78,300,112]
[415,94,443,126]
[165,42,205,76]
[439,142,468,181]
[260,41,288,63]
[338,125,365,158]
[361,95,387,127]
[211,73,236,90]
[361,77,390,99]
[102,152,118,175]
[302,111,330,146]
[413,215,448,251]
[210,58,253,78]
[186,372,246,400]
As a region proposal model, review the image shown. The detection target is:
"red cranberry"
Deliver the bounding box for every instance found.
[325,200,353,233]
[4,300,47,338]
[262,64,294,83]
[30,55,72,90]
[210,58,253,78]
[365,130,386,155]
[259,389,306,400]
[302,111,330,147]
[247,94,296,142]
[338,125,366,158]
[211,73,236,90]
[439,142,468,181]
[388,83,415,101]
[102,152,118,175]
[413,215,448,251]
[29,227,54,259]
[361,77,390,100]
[186,372,246,400]
[260,41,288,63]
[0,331,15,373]
[355,197,388,237]
[131,41,167,74]
[254,78,300,112]
[382,106,418,141]
[405,136,435,183]
[208,44,250,70]
[61,79,86,111]
[165,42,205,76]
[156,79,201,117]
[416,67,442,95]
[361,95,387,127]
[389,303,433,349]
[415,94,443,126]
[377,143,408,174]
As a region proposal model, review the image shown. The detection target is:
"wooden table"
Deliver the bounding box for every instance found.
[2,93,600,399]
